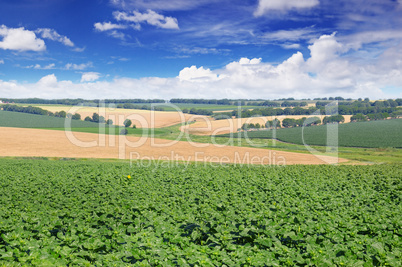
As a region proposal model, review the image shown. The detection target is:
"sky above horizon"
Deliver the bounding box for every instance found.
[0,0,402,100]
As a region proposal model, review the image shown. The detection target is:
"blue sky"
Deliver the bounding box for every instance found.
[0,0,401,100]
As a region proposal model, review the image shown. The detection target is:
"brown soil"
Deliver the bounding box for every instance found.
[0,127,347,165]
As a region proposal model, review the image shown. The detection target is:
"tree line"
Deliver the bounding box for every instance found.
[1,104,81,119]
[0,98,165,106]
[241,115,345,130]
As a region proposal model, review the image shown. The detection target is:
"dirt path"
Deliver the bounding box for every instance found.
[0,127,347,165]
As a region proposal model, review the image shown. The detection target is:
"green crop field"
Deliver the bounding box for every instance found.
[0,111,165,136]
[222,119,402,148]
[0,158,400,266]
[0,111,100,128]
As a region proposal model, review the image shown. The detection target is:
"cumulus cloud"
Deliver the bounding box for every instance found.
[94,22,127,31]
[114,10,179,30]
[178,66,218,81]
[37,74,58,86]
[36,28,74,47]
[81,72,101,82]
[0,59,4,64]
[1,33,401,100]
[255,0,319,16]
[306,33,344,71]
[0,25,45,52]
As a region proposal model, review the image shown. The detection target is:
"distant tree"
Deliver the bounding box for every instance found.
[91,113,99,123]
[350,113,367,122]
[282,118,296,128]
[120,128,128,135]
[132,124,136,129]
[124,119,132,128]
[84,116,91,122]
[72,113,81,120]
[66,113,72,119]
[99,116,105,123]
[304,116,321,126]
[106,119,113,125]
[55,110,67,118]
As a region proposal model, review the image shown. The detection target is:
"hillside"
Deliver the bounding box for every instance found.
[221,119,402,148]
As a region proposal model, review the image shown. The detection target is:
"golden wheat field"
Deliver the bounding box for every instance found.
[0,127,346,165]
[36,106,205,128]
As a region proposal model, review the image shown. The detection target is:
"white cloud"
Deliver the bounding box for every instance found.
[178,66,218,81]
[110,0,215,11]
[94,22,127,31]
[107,30,126,40]
[38,74,58,86]
[0,59,4,64]
[81,72,101,82]
[255,0,319,16]
[1,33,401,100]
[263,27,317,41]
[36,28,74,47]
[64,62,93,70]
[0,25,45,52]
[306,33,344,71]
[281,43,301,49]
[24,63,56,70]
[239,58,262,65]
[114,10,179,30]
[341,30,402,50]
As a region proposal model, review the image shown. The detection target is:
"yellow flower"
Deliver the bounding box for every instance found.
[127,175,131,179]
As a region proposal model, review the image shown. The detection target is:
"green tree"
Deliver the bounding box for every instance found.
[106,119,113,125]
[84,116,91,122]
[72,113,81,120]
[120,128,128,135]
[124,119,132,128]
[91,113,99,123]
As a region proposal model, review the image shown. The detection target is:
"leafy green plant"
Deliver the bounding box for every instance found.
[0,159,400,265]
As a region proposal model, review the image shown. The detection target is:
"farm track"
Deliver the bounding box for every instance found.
[0,127,347,165]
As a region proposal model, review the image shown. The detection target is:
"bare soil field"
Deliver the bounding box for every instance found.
[182,115,353,135]
[0,127,346,165]
[37,106,205,128]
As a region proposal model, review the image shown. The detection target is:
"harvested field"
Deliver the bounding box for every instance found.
[37,106,205,128]
[182,115,353,135]
[0,127,346,165]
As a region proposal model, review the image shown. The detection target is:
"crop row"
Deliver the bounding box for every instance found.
[224,119,402,148]
[0,159,400,266]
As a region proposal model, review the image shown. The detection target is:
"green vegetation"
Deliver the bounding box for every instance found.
[0,111,100,128]
[0,111,165,136]
[222,119,402,148]
[0,159,400,266]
